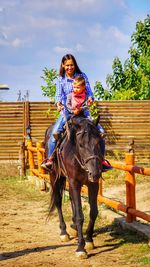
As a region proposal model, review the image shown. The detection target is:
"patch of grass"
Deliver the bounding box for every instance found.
[0,174,49,202]
[138,256,150,264]
[0,162,20,178]
[102,167,150,187]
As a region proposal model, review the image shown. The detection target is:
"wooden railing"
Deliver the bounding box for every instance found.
[20,139,150,223]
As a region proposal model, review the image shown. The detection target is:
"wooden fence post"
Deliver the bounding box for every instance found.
[98,178,103,199]
[36,141,46,191]
[27,139,35,176]
[125,152,136,222]
[18,141,26,177]
[36,141,45,174]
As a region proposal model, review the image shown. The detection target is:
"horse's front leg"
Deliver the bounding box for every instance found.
[85,182,99,250]
[69,183,88,259]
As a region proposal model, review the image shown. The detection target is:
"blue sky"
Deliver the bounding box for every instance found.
[0,0,149,102]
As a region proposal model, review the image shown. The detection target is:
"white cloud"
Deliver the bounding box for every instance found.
[75,43,86,52]
[87,24,103,39]
[87,23,129,45]
[108,26,130,44]
[53,46,73,54]
[11,38,22,48]
[29,17,67,29]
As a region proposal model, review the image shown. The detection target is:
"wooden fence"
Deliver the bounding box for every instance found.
[24,139,150,223]
[1,101,150,164]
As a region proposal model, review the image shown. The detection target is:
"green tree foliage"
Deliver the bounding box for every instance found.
[41,68,58,102]
[95,14,150,100]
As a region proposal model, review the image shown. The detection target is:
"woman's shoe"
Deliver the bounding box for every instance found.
[102,160,113,172]
[41,158,53,171]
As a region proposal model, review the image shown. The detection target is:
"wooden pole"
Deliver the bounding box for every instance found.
[18,141,26,177]
[36,141,45,174]
[36,141,47,191]
[27,139,35,176]
[125,152,136,222]
[98,178,103,198]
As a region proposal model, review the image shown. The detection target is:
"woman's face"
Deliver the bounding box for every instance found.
[62,59,75,78]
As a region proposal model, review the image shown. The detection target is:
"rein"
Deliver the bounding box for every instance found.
[74,154,101,170]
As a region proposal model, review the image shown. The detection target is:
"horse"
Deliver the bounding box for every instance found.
[44,114,103,259]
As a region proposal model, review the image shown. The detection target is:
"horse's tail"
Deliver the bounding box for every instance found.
[47,175,66,220]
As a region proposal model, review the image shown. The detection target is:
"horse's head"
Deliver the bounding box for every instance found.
[71,116,103,183]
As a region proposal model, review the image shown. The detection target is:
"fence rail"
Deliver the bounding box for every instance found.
[21,139,150,224]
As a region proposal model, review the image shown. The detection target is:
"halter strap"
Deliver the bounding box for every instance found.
[74,154,101,170]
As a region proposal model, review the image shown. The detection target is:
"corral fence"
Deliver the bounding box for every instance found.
[1,100,150,164]
[21,139,150,224]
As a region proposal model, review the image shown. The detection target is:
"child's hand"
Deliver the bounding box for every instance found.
[73,107,81,115]
[87,97,93,106]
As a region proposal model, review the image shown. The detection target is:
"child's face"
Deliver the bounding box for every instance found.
[73,83,85,94]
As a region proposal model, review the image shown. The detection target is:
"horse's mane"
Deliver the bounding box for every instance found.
[69,116,100,145]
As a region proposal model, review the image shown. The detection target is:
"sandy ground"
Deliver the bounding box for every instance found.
[0,177,150,267]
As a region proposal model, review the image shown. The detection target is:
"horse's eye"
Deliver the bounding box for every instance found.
[80,144,83,148]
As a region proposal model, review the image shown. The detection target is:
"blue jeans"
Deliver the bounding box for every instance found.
[47,109,105,158]
[47,109,71,158]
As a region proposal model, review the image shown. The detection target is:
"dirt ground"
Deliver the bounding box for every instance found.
[0,176,150,267]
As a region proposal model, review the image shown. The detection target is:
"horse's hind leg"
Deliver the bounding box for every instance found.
[85,183,99,250]
[54,176,70,242]
[68,195,78,238]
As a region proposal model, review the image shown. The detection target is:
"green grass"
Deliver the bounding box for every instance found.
[102,168,150,187]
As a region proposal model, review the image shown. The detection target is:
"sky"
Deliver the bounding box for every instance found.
[0,0,149,102]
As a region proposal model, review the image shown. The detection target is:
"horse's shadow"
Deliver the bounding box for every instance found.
[0,243,76,261]
[87,222,149,258]
[0,222,148,261]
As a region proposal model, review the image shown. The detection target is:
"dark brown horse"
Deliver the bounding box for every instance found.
[45,115,103,258]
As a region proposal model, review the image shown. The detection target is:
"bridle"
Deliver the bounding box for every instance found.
[75,129,101,171]
[74,154,101,171]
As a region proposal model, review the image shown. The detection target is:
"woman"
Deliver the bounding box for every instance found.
[41,54,112,171]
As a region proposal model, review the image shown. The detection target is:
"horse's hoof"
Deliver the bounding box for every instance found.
[85,241,94,251]
[75,251,88,259]
[68,226,78,238]
[60,234,70,242]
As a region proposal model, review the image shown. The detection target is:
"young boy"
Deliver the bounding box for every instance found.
[67,76,105,136]
[66,75,87,115]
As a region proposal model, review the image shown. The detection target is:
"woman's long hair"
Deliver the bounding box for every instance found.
[59,54,82,77]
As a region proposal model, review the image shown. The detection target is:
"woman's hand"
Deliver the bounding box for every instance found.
[87,97,94,106]
[56,102,64,112]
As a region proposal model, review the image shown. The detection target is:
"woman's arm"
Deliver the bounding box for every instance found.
[82,73,94,100]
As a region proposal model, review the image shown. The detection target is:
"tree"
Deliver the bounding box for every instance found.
[41,68,58,102]
[99,14,150,100]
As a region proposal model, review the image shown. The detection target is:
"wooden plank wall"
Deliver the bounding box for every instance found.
[0,102,24,160]
[98,101,150,163]
[0,101,150,164]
